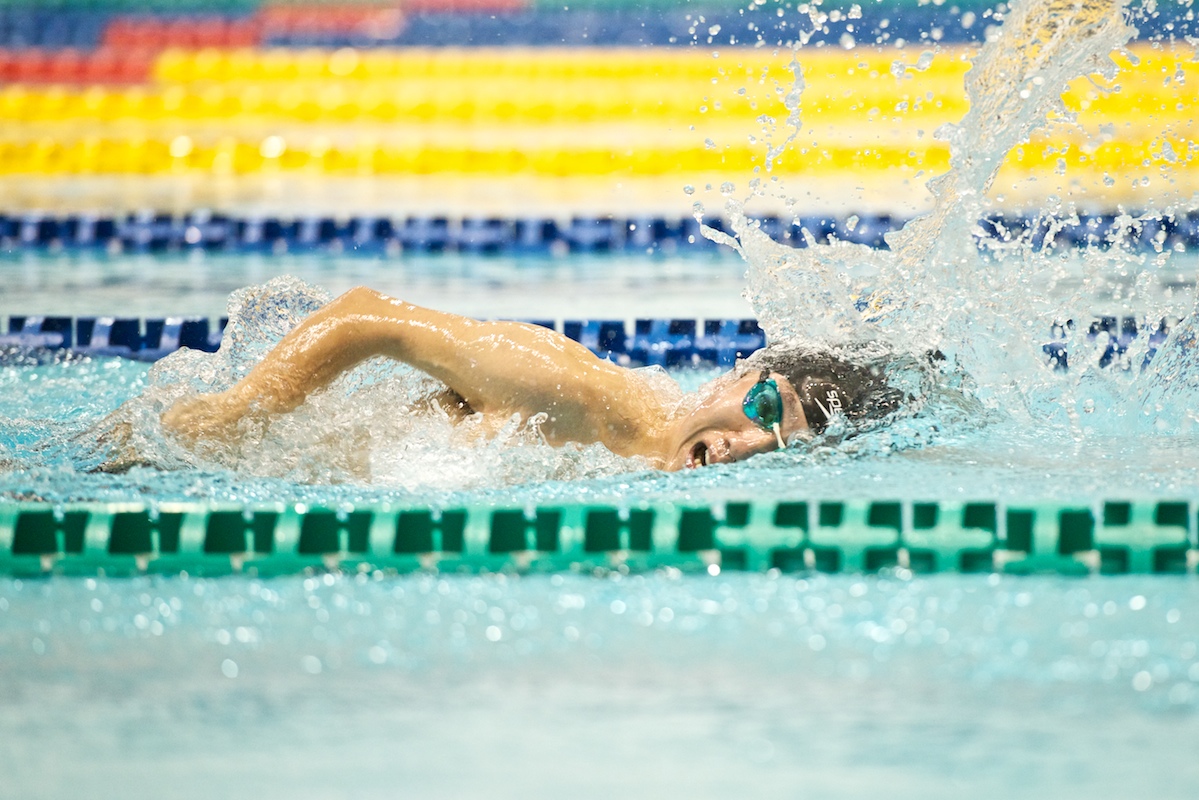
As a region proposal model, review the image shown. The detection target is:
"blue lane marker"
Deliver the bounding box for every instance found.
[76,317,141,357]
[1041,316,1180,373]
[562,320,628,360]
[1,316,73,349]
[2,212,1193,255]
[696,320,767,368]
[629,319,697,367]
[0,312,1183,369]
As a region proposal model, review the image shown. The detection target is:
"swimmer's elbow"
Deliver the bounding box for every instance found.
[334,285,405,316]
[339,285,387,305]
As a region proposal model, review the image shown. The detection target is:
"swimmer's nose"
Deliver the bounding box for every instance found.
[728,429,782,462]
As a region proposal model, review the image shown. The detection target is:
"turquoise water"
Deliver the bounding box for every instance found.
[0,249,752,321]
[5,251,1199,508]
[6,251,1198,797]
[4,2,1198,795]
[2,570,1197,799]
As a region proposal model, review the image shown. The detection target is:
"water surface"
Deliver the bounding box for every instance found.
[2,570,1197,800]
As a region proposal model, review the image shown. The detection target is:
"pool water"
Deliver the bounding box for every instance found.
[5,250,1199,508]
[5,249,1197,797]
[2,570,1197,799]
[0,249,754,321]
[3,1,1198,794]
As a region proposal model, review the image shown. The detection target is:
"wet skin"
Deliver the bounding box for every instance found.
[664,369,810,470]
[162,287,809,471]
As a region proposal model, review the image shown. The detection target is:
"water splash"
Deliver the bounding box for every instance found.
[720,0,1199,438]
[85,276,654,488]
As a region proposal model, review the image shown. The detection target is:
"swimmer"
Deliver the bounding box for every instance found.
[161,286,906,470]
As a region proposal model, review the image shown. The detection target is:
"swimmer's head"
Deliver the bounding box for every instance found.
[664,367,810,470]
[740,343,906,439]
[663,344,907,470]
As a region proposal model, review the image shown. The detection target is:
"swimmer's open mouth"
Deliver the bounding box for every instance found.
[690,441,709,468]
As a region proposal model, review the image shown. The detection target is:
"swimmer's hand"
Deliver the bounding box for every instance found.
[161,390,251,444]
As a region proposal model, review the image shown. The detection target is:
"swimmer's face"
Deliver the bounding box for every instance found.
[666,370,809,470]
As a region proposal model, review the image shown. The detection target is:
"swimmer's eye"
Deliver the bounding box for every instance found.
[742,372,783,431]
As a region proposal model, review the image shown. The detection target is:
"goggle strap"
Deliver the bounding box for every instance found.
[771,422,786,449]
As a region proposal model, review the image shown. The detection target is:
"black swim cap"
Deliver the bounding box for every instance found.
[745,345,908,436]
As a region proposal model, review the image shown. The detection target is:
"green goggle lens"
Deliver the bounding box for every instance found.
[742,378,783,431]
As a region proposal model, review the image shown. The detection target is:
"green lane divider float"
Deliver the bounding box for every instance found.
[1,499,1197,577]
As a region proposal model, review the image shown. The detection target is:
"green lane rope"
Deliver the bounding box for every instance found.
[1,499,1196,577]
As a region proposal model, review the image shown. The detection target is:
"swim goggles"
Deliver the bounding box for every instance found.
[742,372,787,449]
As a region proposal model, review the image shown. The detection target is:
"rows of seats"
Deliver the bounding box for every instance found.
[0,0,1191,54]
[1,135,1189,179]
[0,42,1189,180]
[0,2,1191,218]
[0,2,1192,51]
[0,43,985,84]
[0,47,156,82]
[0,64,981,136]
[5,40,1192,86]
[0,79,975,122]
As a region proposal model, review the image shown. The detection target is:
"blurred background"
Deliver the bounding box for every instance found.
[0,0,1193,257]
[3,9,1199,798]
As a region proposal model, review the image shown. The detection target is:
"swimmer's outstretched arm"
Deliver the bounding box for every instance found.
[162,287,669,457]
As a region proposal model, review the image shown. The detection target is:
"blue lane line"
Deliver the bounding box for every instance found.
[0,312,1179,370]
[0,313,766,366]
[1,212,1195,254]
